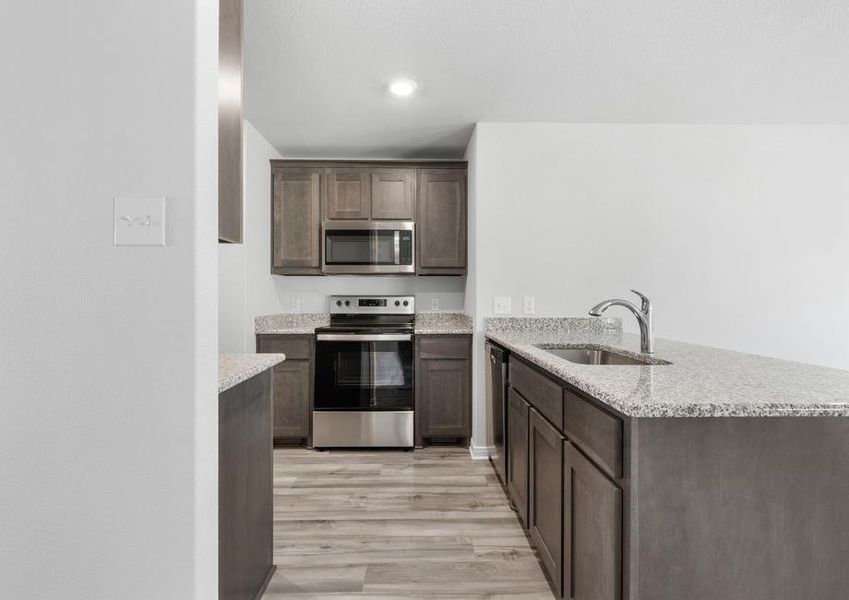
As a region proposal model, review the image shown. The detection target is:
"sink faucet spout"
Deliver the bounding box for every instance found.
[588,290,655,354]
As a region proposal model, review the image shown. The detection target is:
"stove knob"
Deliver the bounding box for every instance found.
[345,300,351,306]
[402,300,409,307]
[394,300,401,307]
[336,300,342,307]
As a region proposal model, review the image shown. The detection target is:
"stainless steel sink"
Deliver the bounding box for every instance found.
[537,346,670,366]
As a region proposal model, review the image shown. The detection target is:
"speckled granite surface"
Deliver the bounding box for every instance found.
[254,311,473,335]
[486,316,622,334]
[485,319,849,418]
[415,312,473,335]
[219,353,285,393]
[255,313,330,334]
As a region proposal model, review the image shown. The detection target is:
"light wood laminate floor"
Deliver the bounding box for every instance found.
[262,447,555,599]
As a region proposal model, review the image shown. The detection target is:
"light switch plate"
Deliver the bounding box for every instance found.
[523,296,536,315]
[114,197,166,246]
[493,296,512,315]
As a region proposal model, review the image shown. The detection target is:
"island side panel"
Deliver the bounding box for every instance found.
[632,416,849,600]
[219,370,275,600]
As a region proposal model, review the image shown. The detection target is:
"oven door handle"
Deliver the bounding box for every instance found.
[316,333,413,342]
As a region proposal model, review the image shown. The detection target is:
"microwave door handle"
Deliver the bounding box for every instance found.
[394,230,400,265]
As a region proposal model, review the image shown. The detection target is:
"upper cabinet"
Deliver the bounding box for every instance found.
[324,168,371,220]
[416,169,467,275]
[269,161,467,276]
[272,167,322,275]
[371,169,415,220]
[218,0,243,243]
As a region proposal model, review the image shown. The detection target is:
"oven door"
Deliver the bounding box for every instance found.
[314,333,414,411]
[322,221,414,274]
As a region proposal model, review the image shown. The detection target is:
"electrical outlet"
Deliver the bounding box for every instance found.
[523,297,536,315]
[291,297,301,313]
[431,298,440,311]
[493,296,512,315]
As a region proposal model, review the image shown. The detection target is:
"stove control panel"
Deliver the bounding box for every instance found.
[330,295,415,315]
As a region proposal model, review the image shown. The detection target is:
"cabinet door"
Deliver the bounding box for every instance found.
[258,335,313,442]
[507,388,530,527]
[417,358,471,438]
[371,168,415,220]
[272,168,321,273]
[564,442,622,600]
[529,409,565,598]
[416,168,467,274]
[324,168,370,219]
[269,360,311,439]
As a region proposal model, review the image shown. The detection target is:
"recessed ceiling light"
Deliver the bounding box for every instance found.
[388,79,417,97]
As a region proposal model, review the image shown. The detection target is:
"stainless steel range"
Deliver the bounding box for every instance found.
[313,295,415,448]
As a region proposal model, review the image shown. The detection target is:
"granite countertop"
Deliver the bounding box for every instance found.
[219,353,286,393]
[254,311,473,335]
[485,318,849,418]
[255,313,330,334]
[414,312,473,335]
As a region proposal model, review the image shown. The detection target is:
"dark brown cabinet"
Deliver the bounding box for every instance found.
[507,388,530,527]
[324,168,371,220]
[415,335,471,445]
[416,168,467,275]
[271,167,322,275]
[371,168,415,219]
[257,334,314,444]
[269,161,467,276]
[218,0,243,244]
[564,442,622,600]
[529,408,565,597]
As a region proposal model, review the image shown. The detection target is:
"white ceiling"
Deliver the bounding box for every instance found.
[244,0,849,159]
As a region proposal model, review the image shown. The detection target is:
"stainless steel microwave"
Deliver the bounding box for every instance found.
[322,221,414,274]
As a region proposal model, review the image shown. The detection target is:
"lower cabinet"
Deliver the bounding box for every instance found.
[506,388,530,527]
[415,335,472,445]
[529,408,565,597]
[257,334,314,445]
[564,441,622,600]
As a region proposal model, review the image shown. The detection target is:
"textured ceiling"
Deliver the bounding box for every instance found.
[244,0,849,158]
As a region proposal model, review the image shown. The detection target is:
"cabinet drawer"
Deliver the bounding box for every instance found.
[257,335,312,360]
[509,358,563,433]
[417,335,470,360]
[563,390,623,479]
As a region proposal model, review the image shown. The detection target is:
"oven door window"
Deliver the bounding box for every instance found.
[315,340,413,411]
[325,230,372,265]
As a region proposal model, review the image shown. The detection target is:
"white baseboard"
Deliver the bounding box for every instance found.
[469,442,494,460]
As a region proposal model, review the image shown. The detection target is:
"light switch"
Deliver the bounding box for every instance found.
[523,297,536,315]
[114,196,166,246]
[493,296,512,315]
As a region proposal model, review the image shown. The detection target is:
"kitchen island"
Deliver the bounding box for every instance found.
[218,353,285,600]
[485,317,849,600]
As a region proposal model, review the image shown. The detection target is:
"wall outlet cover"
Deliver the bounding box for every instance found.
[431,298,440,311]
[523,296,536,315]
[291,297,301,313]
[113,196,166,246]
[493,296,512,315]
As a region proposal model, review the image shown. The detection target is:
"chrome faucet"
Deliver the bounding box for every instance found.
[589,290,654,354]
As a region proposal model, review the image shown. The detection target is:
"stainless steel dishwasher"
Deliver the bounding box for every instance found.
[486,342,508,485]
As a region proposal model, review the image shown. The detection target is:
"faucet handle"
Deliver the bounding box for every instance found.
[630,289,652,313]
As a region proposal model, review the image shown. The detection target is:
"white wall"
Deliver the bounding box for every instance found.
[472,123,849,367]
[468,122,849,447]
[0,2,219,598]
[219,120,467,351]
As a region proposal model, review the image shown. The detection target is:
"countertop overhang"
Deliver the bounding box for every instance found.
[219,353,285,393]
[486,321,849,418]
